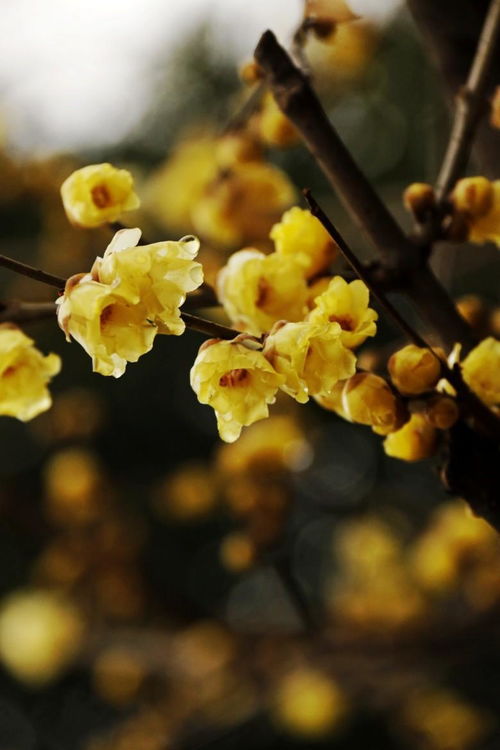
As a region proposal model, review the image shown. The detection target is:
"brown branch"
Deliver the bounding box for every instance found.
[0,300,57,324]
[0,255,65,289]
[254,30,416,272]
[255,30,476,353]
[435,0,500,203]
[180,312,238,340]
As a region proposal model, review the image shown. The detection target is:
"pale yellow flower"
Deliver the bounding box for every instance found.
[61,163,139,228]
[190,337,284,442]
[94,228,203,335]
[57,274,157,378]
[461,337,500,406]
[388,344,444,396]
[217,249,308,335]
[451,177,500,247]
[263,320,356,402]
[192,161,296,247]
[308,275,377,348]
[383,413,437,462]
[270,207,337,278]
[338,372,406,434]
[0,325,61,422]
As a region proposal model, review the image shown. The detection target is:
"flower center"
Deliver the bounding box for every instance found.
[219,369,250,387]
[91,183,113,209]
[100,305,114,330]
[328,314,355,331]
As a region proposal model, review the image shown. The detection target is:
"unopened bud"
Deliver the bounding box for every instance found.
[384,413,437,462]
[388,344,444,396]
[452,177,494,218]
[403,182,435,221]
[424,396,459,430]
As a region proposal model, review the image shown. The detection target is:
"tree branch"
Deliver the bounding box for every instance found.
[0,300,57,324]
[435,0,500,203]
[0,255,65,289]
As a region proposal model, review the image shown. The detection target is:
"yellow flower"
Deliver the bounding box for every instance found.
[94,228,203,335]
[308,276,377,348]
[388,344,444,396]
[263,320,356,402]
[0,325,61,422]
[383,413,437,462]
[424,396,459,430]
[57,274,157,378]
[461,337,500,406]
[451,177,500,247]
[192,161,296,247]
[270,207,337,278]
[338,373,406,434]
[403,182,435,220]
[60,163,139,228]
[190,337,284,442]
[253,92,299,148]
[217,249,308,335]
[145,134,219,233]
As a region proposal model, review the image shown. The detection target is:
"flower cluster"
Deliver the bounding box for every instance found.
[191,208,378,442]
[58,228,203,377]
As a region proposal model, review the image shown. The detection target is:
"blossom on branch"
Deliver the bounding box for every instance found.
[0,325,61,421]
[451,177,500,247]
[190,336,284,442]
[270,206,337,278]
[461,337,500,406]
[61,163,140,228]
[388,344,444,396]
[308,276,377,348]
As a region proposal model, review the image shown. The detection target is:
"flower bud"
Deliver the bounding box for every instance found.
[239,59,263,85]
[341,373,406,433]
[270,207,337,279]
[383,413,437,462]
[403,182,435,221]
[388,344,443,396]
[455,294,486,329]
[490,86,500,129]
[461,337,500,406]
[424,396,459,430]
[255,92,299,148]
[452,177,494,218]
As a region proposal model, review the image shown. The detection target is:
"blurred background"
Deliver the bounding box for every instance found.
[0,0,500,748]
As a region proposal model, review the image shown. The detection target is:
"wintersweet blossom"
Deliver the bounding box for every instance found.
[93,229,203,335]
[383,413,437,462]
[388,344,444,396]
[270,207,337,278]
[461,337,500,406]
[451,177,500,247]
[57,274,157,378]
[217,249,308,335]
[308,276,377,348]
[263,320,356,403]
[327,373,406,435]
[0,325,61,421]
[61,163,139,228]
[190,336,284,442]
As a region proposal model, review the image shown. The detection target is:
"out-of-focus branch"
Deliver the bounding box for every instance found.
[435,0,500,203]
[408,0,500,180]
[0,300,57,324]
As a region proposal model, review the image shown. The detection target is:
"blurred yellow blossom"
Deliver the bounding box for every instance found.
[217,249,308,335]
[403,182,435,220]
[252,92,299,148]
[461,337,500,406]
[57,274,157,378]
[263,320,356,403]
[451,177,500,247]
[0,590,83,685]
[192,161,296,247]
[0,325,61,421]
[93,228,203,335]
[424,396,459,430]
[93,648,145,707]
[272,668,346,737]
[305,20,377,82]
[190,337,283,442]
[270,206,337,278]
[401,687,490,750]
[155,463,218,521]
[61,163,139,228]
[220,532,256,572]
[388,344,444,395]
[308,276,377,348]
[44,448,104,526]
[383,413,437,462]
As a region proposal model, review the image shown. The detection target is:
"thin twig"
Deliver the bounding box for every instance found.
[221,81,267,135]
[180,312,238,340]
[435,0,500,203]
[0,255,65,289]
[0,300,57,324]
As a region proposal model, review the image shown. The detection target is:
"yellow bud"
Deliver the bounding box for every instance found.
[455,294,486,329]
[255,92,299,148]
[403,182,435,220]
[489,307,500,337]
[61,163,139,228]
[341,373,406,432]
[215,132,262,168]
[383,413,437,462]
[388,344,443,395]
[273,669,346,737]
[452,176,494,218]
[270,207,337,278]
[461,337,500,406]
[424,396,459,430]
[490,85,500,129]
[239,59,263,85]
